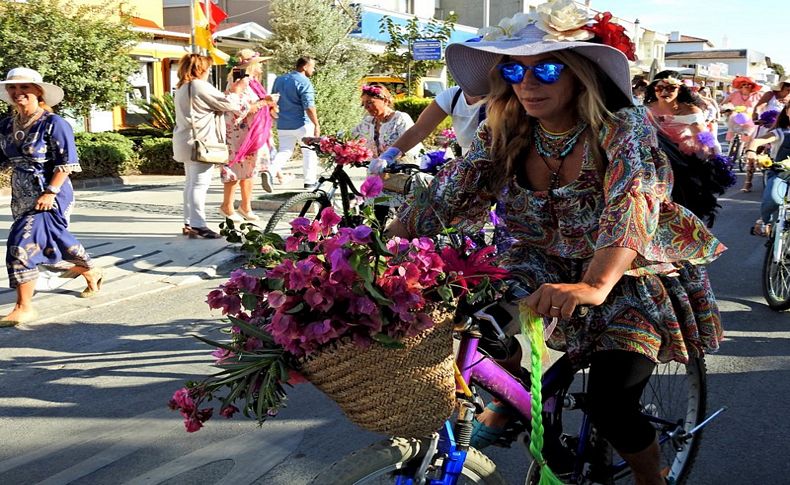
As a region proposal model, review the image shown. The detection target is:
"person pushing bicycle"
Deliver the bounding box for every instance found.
[386,4,725,484]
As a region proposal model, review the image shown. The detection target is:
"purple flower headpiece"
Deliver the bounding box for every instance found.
[362,84,385,98]
[760,109,780,127]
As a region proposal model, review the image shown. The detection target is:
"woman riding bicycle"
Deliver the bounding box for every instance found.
[745,103,790,235]
[723,76,763,191]
[386,4,725,484]
[351,83,423,163]
[644,71,732,227]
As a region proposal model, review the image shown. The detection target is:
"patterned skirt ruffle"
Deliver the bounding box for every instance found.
[502,247,723,368]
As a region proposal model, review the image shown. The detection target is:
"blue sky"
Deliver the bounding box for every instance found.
[588,0,789,69]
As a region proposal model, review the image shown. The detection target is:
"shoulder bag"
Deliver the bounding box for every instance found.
[188,81,229,165]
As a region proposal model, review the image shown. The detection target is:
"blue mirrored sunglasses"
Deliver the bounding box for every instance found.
[497,61,566,85]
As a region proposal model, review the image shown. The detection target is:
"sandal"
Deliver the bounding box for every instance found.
[189,227,221,239]
[261,171,273,193]
[470,402,513,450]
[79,268,104,298]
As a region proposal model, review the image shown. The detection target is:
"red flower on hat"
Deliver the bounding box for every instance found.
[583,12,637,62]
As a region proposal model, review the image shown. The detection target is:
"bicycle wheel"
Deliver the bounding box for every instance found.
[524,357,707,485]
[610,356,707,485]
[762,227,790,310]
[310,437,506,485]
[264,191,328,234]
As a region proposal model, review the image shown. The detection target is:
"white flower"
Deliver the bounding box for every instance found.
[478,12,535,41]
[534,0,593,42]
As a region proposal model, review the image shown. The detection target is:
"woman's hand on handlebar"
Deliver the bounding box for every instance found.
[368,158,388,175]
[525,282,607,320]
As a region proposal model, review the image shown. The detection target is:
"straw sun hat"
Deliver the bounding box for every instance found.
[0,67,64,106]
[235,48,272,68]
[445,0,635,103]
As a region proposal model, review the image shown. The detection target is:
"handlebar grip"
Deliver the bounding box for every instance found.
[504,281,590,318]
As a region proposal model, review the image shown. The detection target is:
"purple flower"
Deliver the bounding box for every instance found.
[732,113,749,125]
[319,207,342,232]
[350,225,372,243]
[696,131,716,148]
[360,175,384,198]
[760,109,780,126]
[267,290,286,308]
[421,150,448,173]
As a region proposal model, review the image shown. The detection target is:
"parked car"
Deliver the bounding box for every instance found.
[361,75,446,98]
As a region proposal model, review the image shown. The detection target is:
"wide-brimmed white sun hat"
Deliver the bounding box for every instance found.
[445,1,634,105]
[0,67,64,106]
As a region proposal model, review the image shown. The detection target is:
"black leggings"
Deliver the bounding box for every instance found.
[586,350,658,454]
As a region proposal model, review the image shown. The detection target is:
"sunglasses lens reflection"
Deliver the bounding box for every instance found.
[499,62,526,84]
[533,62,564,84]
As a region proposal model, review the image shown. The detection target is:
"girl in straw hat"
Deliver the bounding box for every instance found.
[0,67,103,325]
[387,1,725,482]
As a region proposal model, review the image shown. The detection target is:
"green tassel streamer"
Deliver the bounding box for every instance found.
[520,302,565,485]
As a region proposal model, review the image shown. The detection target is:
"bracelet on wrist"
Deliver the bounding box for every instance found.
[45,184,60,195]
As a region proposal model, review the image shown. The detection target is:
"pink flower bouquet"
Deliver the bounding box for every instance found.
[170,198,507,432]
[309,134,373,167]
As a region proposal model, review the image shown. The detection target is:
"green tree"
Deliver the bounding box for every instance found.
[0,0,144,117]
[260,0,372,136]
[772,62,785,79]
[376,13,457,94]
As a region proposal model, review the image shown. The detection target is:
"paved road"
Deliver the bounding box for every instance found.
[0,172,787,484]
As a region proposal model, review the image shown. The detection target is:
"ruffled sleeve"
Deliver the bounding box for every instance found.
[398,124,496,236]
[46,114,81,173]
[596,107,725,275]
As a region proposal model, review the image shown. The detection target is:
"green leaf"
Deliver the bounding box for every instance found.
[372,333,406,349]
[241,293,258,312]
[371,232,393,257]
[228,316,273,342]
[364,280,393,305]
[436,284,453,302]
[265,278,285,290]
[286,302,305,314]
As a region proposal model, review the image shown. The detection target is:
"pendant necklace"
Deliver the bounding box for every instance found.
[533,121,587,190]
[12,108,43,142]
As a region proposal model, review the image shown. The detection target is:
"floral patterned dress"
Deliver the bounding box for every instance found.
[222,85,268,183]
[0,112,93,287]
[399,106,726,367]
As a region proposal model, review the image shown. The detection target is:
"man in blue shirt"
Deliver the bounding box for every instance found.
[271,56,320,189]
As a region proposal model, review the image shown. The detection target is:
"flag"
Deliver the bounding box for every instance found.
[200,0,228,33]
[193,0,229,64]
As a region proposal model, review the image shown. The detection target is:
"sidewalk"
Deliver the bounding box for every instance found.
[0,158,367,327]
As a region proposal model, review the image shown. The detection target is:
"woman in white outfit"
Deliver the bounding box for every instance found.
[172,53,246,239]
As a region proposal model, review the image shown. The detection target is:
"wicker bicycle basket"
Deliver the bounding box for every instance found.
[298,306,456,438]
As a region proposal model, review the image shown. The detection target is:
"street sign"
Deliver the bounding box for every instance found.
[412,39,443,61]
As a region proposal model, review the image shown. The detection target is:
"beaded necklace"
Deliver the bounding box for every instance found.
[532,120,587,191]
[533,120,587,160]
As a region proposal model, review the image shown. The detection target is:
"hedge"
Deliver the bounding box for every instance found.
[0,132,183,189]
[72,131,141,179]
[394,96,431,123]
[138,137,183,175]
[393,96,454,148]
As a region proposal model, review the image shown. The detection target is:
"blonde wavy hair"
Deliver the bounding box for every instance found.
[485,50,623,193]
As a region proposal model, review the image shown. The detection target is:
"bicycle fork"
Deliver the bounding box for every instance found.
[397,402,476,485]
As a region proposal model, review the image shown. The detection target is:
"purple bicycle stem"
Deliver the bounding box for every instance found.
[456,335,533,419]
